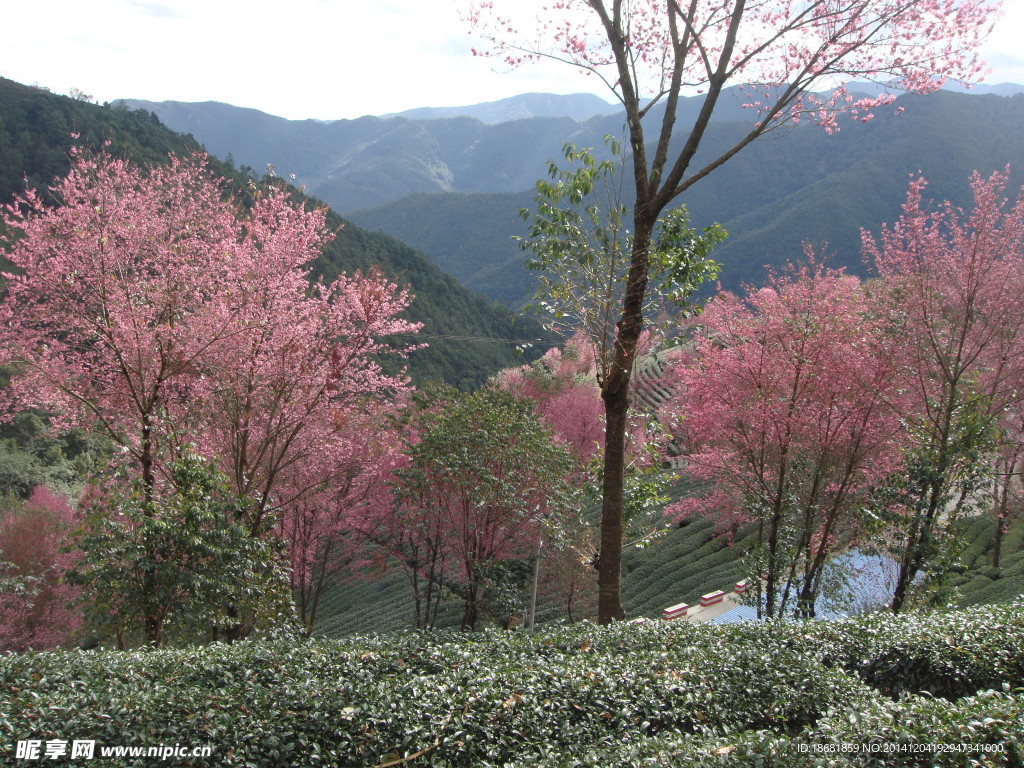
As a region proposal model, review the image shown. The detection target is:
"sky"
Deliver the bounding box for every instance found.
[2,0,1023,121]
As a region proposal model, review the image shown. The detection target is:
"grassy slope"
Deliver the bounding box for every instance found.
[316,517,753,637]
[952,515,1024,606]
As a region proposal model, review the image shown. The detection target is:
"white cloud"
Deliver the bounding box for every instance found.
[126,2,184,19]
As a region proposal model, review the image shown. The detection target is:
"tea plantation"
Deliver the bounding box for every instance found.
[2,603,1022,767]
[314,514,752,637]
[314,510,1024,636]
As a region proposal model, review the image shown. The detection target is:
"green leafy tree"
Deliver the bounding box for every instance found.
[68,454,293,648]
[518,141,723,620]
[520,141,724,370]
[392,386,579,630]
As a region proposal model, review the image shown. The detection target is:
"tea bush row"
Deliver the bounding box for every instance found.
[510,688,1023,767]
[1,602,1021,767]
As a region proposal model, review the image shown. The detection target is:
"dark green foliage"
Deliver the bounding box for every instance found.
[1,604,1021,767]
[67,455,294,649]
[0,79,200,209]
[349,190,537,307]
[0,411,104,499]
[932,515,1024,607]
[551,689,1022,767]
[517,139,723,353]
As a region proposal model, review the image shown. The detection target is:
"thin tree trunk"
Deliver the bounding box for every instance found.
[462,564,480,631]
[140,409,156,504]
[891,488,942,613]
[891,514,923,613]
[992,514,1006,569]
[991,458,1016,568]
[528,538,542,631]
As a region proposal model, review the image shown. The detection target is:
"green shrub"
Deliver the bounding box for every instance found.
[818,602,1024,698]
[1,604,1021,767]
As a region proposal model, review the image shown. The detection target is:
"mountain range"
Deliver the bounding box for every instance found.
[119,86,1024,306]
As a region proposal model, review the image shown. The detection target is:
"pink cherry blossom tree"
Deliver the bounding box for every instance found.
[864,169,1024,611]
[183,187,419,534]
[662,263,908,617]
[180,192,418,634]
[0,486,83,652]
[497,335,607,464]
[277,405,406,633]
[467,0,997,623]
[0,151,420,634]
[0,150,248,499]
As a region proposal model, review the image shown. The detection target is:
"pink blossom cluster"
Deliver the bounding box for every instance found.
[0,151,421,637]
[467,0,995,131]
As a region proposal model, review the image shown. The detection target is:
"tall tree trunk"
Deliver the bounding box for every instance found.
[143,612,162,648]
[597,394,629,623]
[765,514,781,618]
[991,458,1016,568]
[992,515,1006,569]
[140,409,156,504]
[891,496,939,613]
[461,593,479,632]
[462,567,480,631]
[596,219,654,624]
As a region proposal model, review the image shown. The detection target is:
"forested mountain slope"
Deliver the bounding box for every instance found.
[0,77,547,388]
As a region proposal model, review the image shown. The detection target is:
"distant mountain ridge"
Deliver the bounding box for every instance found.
[383,92,618,123]
[115,90,768,212]
[943,81,1024,96]
[114,96,604,212]
[345,89,1024,303]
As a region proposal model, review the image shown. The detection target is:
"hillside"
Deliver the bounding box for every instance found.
[0,77,549,388]
[348,190,536,307]
[316,504,1024,639]
[347,90,1024,301]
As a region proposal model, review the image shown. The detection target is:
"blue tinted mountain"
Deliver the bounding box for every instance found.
[349,90,1024,301]
[114,93,627,212]
[385,92,618,123]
